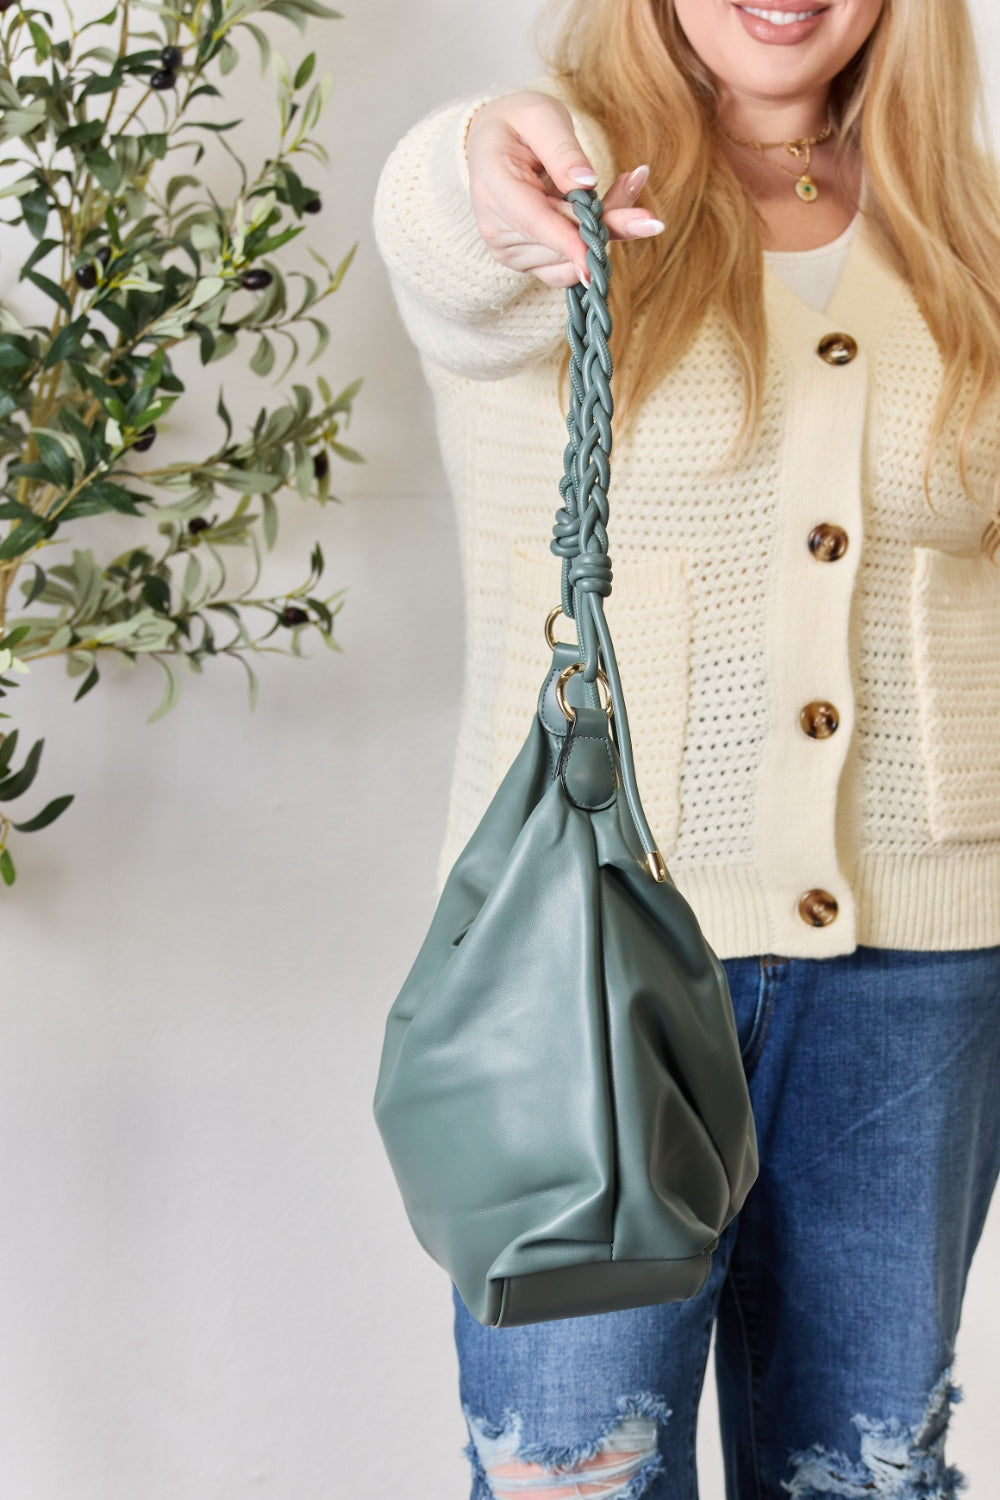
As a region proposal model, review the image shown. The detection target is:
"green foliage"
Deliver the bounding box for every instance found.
[0,0,359,884]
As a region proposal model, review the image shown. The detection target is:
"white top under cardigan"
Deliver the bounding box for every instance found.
[372,80,1000,960]
[764,212,859,312]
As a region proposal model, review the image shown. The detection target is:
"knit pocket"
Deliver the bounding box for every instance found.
[494,541,693,856]
[911,545,1000,841]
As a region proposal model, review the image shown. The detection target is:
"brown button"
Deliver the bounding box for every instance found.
[798,889,839,926]
[808,523,849,561]
[799,700,840,738]
[817,332,858,365]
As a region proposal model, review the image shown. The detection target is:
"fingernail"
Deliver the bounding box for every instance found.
[568,166,599,185]
[576,263,590,287]
[628,217,665,237]
[625,164,650,196]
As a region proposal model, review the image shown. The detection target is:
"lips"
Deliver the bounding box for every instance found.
[735,5,829,42]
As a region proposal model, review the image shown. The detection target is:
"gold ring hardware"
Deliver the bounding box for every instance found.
[544,604,567,650]
[555,662,613,722]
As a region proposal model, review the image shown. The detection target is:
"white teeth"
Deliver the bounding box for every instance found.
[740,6,822,22]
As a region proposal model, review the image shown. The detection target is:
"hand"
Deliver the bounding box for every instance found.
[464,90,664,288]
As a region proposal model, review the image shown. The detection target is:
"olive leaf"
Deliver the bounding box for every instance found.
[0,0,360,886]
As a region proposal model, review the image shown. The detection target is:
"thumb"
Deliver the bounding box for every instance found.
[513,96,599,194]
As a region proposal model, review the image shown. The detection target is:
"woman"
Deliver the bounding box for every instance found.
[373,1,1000,1495]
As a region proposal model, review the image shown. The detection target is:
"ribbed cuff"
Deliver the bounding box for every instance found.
[426,94,531,311]
[372,93,527,321]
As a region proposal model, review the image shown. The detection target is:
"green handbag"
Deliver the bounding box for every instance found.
[373,189,758,1329]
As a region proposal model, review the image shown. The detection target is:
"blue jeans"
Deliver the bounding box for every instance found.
[451,943,1000,1500]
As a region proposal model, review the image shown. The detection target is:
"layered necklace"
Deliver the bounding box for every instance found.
[722,120,834,203]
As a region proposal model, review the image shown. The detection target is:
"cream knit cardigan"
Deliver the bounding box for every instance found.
[373,81,1000,960]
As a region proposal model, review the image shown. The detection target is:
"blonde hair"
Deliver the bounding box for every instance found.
[536,0,1000,559]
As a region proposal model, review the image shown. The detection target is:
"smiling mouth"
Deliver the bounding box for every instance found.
[737,6,827,22]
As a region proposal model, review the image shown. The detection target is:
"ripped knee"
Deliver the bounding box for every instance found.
[781,1365,967,1499]
[463,1394,671,1500]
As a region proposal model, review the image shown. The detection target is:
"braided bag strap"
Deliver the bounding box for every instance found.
[550,188,666,882]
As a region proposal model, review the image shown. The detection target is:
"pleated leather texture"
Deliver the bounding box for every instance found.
[373,654,759,1326]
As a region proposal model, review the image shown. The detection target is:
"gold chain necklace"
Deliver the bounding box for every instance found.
[722,121,834,203]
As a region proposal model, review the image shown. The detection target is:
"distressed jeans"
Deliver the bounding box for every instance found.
[451,942,1000,1500]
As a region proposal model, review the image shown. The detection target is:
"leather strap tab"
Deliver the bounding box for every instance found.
[557,707,617,812]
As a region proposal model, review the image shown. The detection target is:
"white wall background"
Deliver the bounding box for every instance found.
[2,3,999,1496]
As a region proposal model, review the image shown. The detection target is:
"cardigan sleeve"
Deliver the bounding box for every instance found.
[371,79,616,381]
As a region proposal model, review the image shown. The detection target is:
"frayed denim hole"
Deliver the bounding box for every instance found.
[462,1393,671,1500]
[779,1364,968,1499]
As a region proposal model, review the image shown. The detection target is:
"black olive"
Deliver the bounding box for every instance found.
[160,45,182,69]
[96,245,112,266]
[187,516,210,534]
[150,68,176,90]
[303,197,322,215]
[74,264,97,290]
[133,426,156,452]
[280,605,309,628]
[240,268,273,290]
[312,451,329,480]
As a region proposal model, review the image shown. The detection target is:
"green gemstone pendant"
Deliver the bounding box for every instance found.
[795,175,819,203]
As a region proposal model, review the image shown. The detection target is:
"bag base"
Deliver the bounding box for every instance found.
[483,1248,715,1328]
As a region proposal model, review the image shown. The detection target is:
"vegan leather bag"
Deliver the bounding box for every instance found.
[373,189,758,1328]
